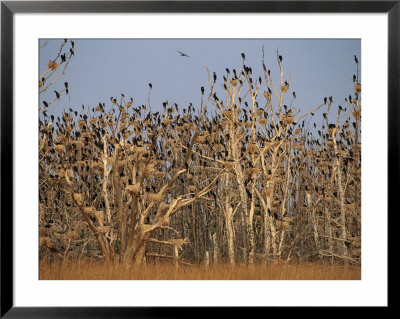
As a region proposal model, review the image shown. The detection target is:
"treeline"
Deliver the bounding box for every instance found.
[39,41,361,266]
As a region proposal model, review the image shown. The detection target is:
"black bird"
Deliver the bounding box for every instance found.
[54,90,60,99]
[70,48,74,56]
[267,69,271,76]
[149,83,152,89]
[225,68,230,74]
[64,82,68,89]
[241,53,245,60]
[324,97,327,105]
[293,92,296,99]
[43,101,48,107]
[61,53,66,62]
[278,55,282,62]
[354,55,358,64]
[329,96,333,103]
[353,74,357,83]
[177,50,190,57]
[71,40,74,48]
[213,72,217,83]
[201,86,204,95]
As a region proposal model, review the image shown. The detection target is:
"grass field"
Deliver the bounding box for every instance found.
[39,260,361,280]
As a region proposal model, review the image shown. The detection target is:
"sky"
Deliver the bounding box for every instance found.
[39,39,360,126]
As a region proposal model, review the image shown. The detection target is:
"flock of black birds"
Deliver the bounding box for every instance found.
[39,47,361,262]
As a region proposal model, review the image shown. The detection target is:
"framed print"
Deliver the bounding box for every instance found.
[1,0,396,317]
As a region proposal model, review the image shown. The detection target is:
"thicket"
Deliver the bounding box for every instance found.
[39,40,361,266]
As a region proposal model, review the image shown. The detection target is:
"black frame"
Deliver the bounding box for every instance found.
[1,1,395,317]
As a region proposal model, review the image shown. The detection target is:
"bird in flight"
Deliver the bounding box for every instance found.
[177,50,190,57]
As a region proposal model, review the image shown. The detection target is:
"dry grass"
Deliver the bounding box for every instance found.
[40,260,360,280]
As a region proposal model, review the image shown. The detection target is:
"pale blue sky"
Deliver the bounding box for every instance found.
[39,39,360,125]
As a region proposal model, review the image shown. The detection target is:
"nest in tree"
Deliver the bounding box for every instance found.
[281,115,294,125]
[73,193,84,205]
[221,119,229,127]
[256,108,264,117]
[78,120,86,130]
[263,91,272,99]
[328,127,337,137]
[270,206,278,214]
[224,160,235,168]
[133,146,146,154]
[354,83,361,93]
[222,110,234,120]
[144,166,156,177]
[280,85,289,93]
[262,187,273,198]
[258,117,268,125]
[156,171,166,178]
[276,220,291,231]
[282,216,294,223]
[248,142,259,154]
[84,207,95,217]
[193,135,206,143]
[149,192,163,203]
[159,202,171,213]
[230,79,239,87]
[126,183,141,195]
[47,60,59,70]
[352,110,361,120]
[246,167,261,177]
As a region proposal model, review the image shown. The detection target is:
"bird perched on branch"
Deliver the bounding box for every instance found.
[148,83,152,89]
[354,55,358,64]
[177,50,190,57]
[241,53,245,61]
[64,82,69,94]
[279,55,283,62]
[61,53,66,63]
[54,90,60,99]
[70,48,74,56]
